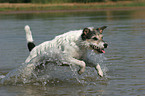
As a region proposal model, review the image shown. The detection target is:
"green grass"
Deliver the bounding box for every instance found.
[0,1,145,12]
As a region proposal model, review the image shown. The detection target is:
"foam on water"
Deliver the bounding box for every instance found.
[0,75,5,79]
[1,49,108,85]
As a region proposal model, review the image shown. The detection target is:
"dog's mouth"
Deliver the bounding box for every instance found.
[90,45,105,53]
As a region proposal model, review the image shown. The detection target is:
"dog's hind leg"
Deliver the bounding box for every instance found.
[24,25,35,52]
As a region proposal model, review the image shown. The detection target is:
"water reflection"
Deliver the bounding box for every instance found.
[0,10,134,20]
[0,9,145,95]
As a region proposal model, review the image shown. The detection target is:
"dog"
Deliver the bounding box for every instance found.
[24,25,108,77]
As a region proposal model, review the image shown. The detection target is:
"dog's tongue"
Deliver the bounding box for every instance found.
[102,50,105,53]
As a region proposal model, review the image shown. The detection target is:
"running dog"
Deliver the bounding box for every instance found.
[24,25,108,77]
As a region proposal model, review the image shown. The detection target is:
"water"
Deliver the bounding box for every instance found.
[0,9,145,96]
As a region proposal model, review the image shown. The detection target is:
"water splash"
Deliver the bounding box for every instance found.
[1,49,108,85]
[0,75,5,79]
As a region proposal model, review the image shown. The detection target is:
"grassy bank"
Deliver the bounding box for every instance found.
[0,1,145,12]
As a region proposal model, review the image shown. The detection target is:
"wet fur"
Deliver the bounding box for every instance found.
[24,25,108,77]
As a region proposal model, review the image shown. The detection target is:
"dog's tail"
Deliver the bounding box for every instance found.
[24,25,35,52]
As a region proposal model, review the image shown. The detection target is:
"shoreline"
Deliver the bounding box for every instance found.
[1,7,145,14]
[0,2,145,14]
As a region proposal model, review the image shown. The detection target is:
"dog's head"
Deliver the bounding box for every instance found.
[81,26,108,53]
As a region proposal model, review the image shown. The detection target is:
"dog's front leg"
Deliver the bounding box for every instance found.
[68,58,86,75]
[95,63,103,77]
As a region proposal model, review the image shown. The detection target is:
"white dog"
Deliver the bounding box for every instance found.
[24,25,108,77]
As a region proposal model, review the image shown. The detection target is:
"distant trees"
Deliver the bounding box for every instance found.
[0,0,31,3]
[30,0,107,3]
[0,0,137,3]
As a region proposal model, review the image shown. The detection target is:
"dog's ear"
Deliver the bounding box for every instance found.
[81,28,91,40]
[96,26,107,34]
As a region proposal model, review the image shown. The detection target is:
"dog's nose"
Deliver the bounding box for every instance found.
[103,43,108,48]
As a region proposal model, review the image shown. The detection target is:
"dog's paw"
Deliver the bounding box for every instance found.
[78,69,83,75]
[98,72,103,77]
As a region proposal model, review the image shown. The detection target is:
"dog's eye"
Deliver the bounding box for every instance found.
[92,37,98,40]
